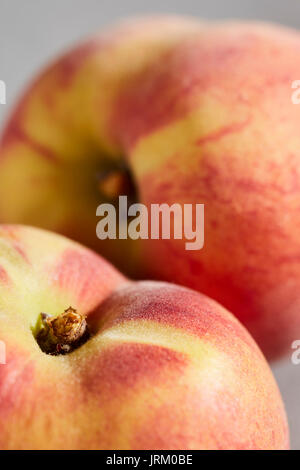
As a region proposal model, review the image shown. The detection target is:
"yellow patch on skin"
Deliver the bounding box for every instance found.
[0,227,82,328]
[96,319,221,368]
[128,97,250,177]
[88,318,278,404]
[10,18,203,165]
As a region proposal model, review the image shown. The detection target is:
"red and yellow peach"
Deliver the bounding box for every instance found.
[0,225,289,449]
[1,17,300,359]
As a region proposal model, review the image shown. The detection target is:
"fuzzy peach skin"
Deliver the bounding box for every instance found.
[0,225,289,450]
[1,17,300,359]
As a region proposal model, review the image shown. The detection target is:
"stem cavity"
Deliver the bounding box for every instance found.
[34,307,90,355]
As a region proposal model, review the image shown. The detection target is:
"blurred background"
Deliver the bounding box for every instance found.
[0,0,300,449]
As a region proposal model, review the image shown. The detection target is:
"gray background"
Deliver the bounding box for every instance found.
[0,0,299,449]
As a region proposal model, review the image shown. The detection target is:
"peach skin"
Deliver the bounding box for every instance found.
[0,225,289,449]
[1,17,300,359]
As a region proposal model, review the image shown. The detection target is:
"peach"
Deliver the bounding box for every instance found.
[1,17,300,359]
[0,225,289,449]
